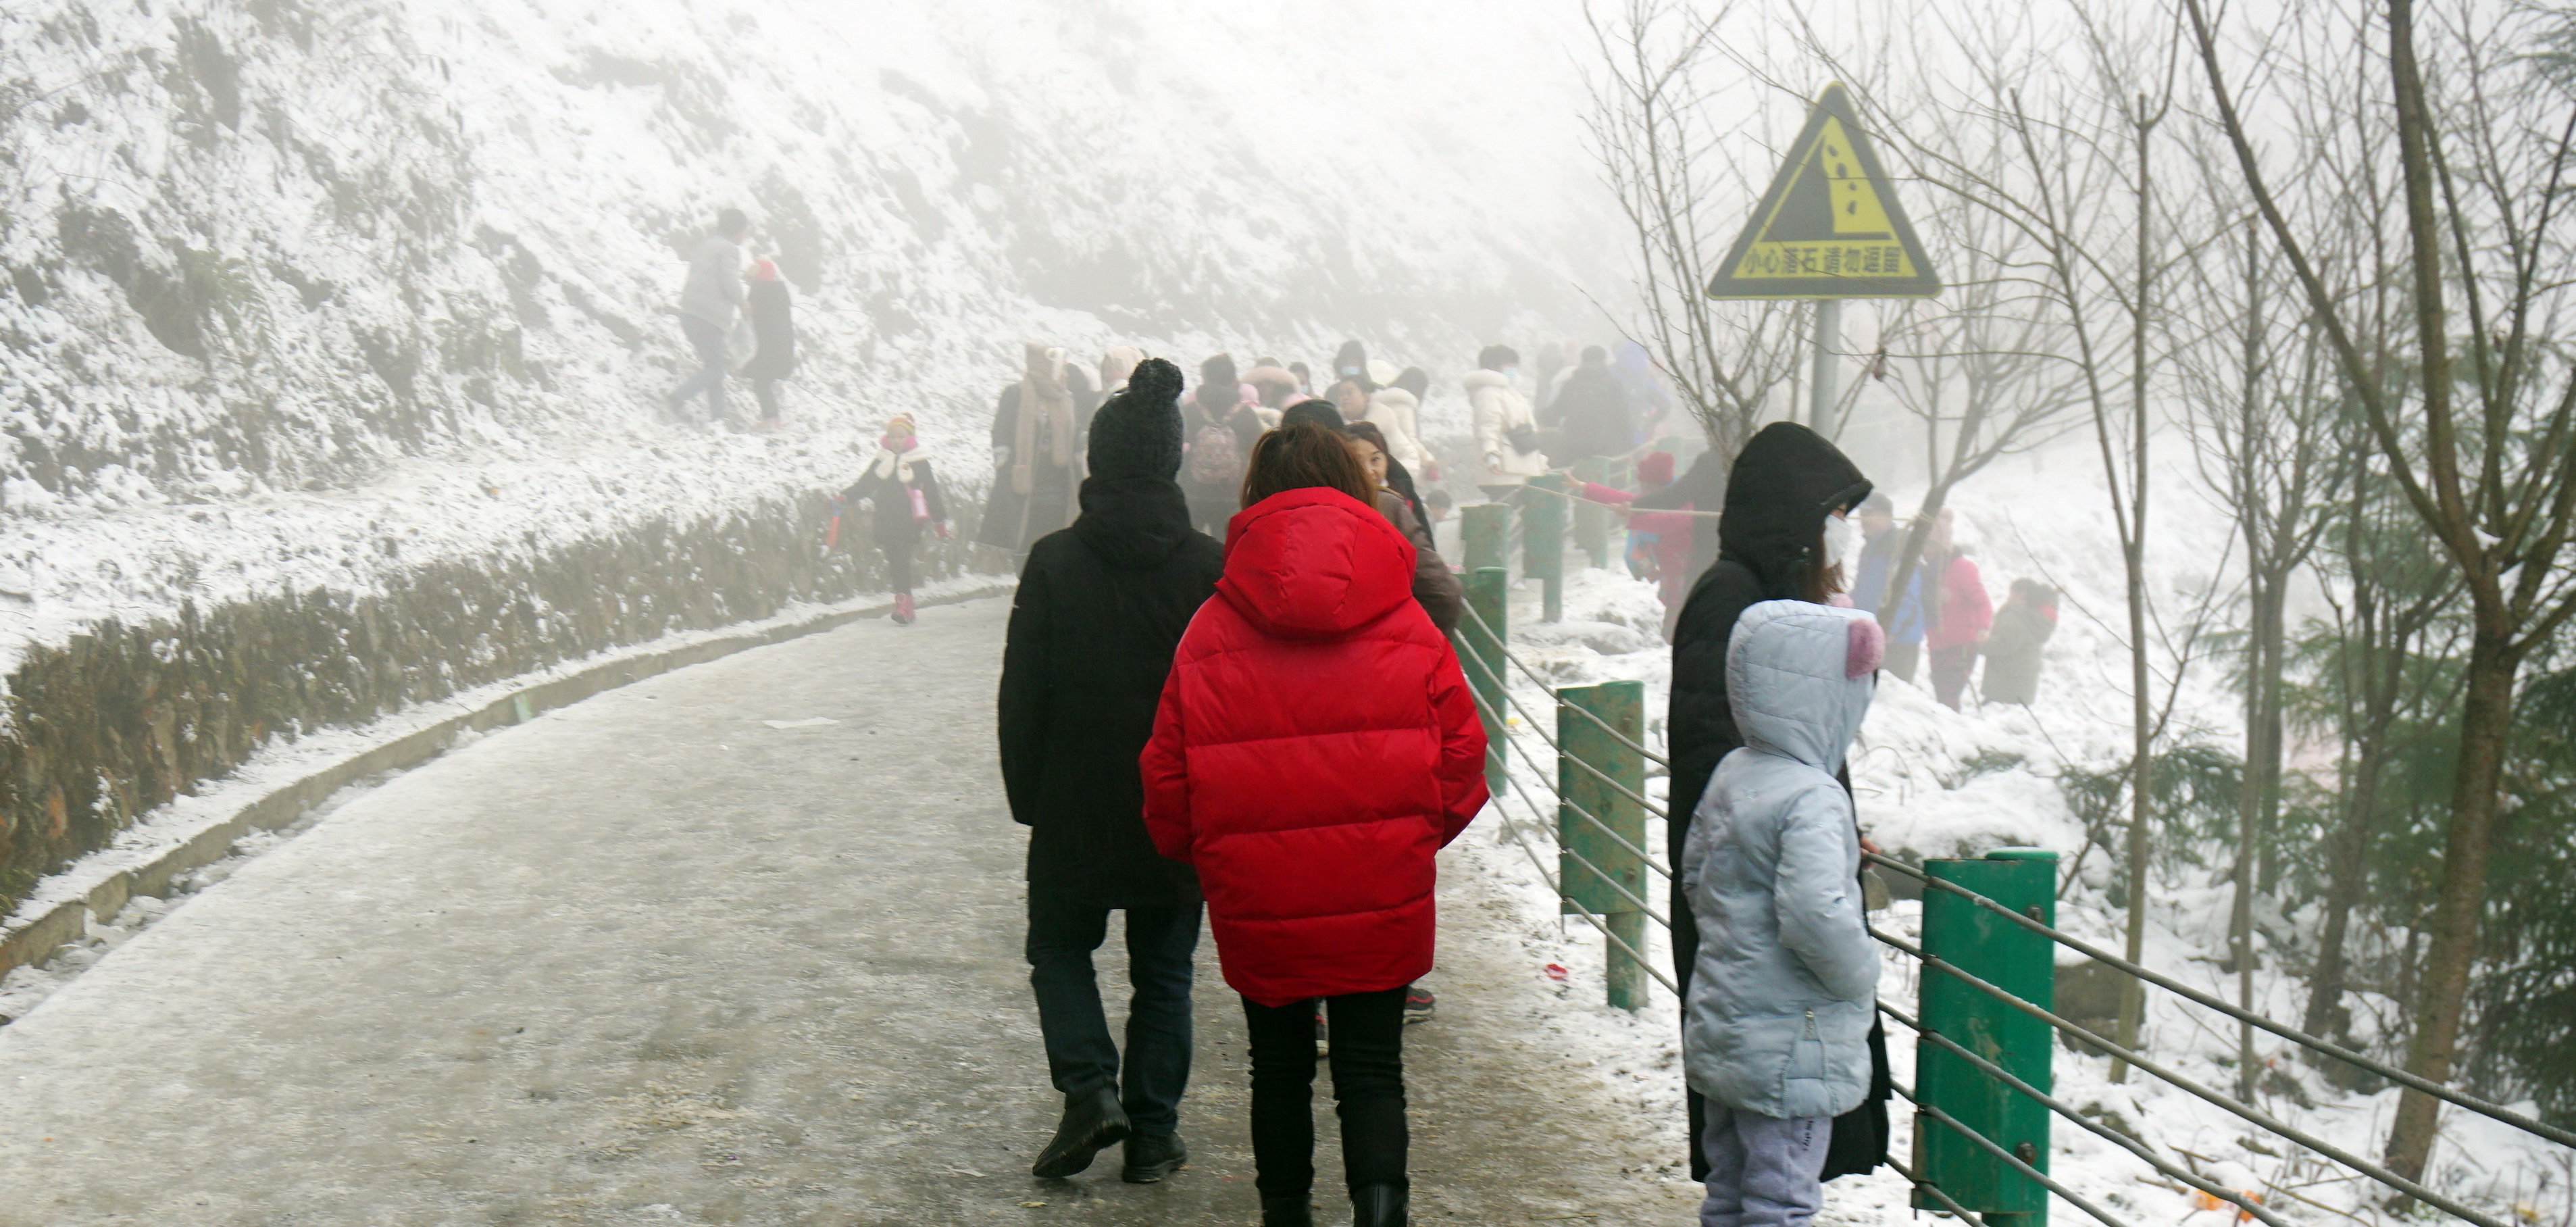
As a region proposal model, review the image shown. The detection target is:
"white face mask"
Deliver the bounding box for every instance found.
[1822,514,1859,572]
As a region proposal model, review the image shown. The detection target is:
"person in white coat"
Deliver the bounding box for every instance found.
[1465,345,1548,500]
[1361,383,1425,476]
[1683,599,1882,1227]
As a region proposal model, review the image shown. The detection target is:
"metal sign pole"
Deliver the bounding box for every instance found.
[1809,298,1842,436]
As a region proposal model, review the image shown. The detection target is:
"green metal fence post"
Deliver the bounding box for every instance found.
[1916,848,2059,1227]
[1464,567,1509,792]
[1558,680,1648,1009]
[1463,503,1510,576]
[1525,474,1566,622]
[1571,458,1611,571]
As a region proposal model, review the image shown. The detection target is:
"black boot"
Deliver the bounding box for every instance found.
[1120,1130,1188,1183]
[1350,1182,1409,1227]
[1259,1194,1313,1226]
[1030,1085,1130,1178]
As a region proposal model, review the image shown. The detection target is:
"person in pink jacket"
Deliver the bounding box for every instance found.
[1922,509,1992,710]
[1577,451,1695,639]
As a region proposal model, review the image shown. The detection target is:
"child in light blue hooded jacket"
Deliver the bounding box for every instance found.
[1682,599,1883,1227]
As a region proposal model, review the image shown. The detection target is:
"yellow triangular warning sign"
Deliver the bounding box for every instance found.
[1707,84,1940,299]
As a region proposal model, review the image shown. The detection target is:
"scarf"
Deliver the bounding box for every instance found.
[872,435,924,484]
[1011,343,1076,496]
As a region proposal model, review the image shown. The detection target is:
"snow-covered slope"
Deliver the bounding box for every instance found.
[0,0,1615,634]
[0,0,1623,917]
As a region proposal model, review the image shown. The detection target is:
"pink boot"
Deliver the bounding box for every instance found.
[893,593,916,625]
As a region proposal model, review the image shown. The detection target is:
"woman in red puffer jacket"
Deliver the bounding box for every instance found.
[1141,422,1488,1227]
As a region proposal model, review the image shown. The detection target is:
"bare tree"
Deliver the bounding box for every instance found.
[1850,99,2089,642]
[1582,0,1803,461]
[2184,0,2576,1180]
[2299,447,2463,1047]
[1794,1,2205,1080]
[2175,213,2348,1101]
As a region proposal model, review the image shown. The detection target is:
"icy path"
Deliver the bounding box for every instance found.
[0,597,1698,1226]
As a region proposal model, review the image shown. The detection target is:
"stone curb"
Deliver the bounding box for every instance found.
[0,582,1013,991]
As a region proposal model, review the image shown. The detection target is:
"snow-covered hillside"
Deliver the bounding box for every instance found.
[0,0,1626,918]
[0,0,1615,634]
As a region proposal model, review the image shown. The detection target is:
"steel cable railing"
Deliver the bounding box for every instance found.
[1864,851,2576,1152]
[1445,551,2554,1227]
[1459,595,1671,770]
[1877,999,2290,1227]
[1869,925,2513,1227]
[1455,641,1675,880]
[1895,1081,2133,1227]
[1456,602,1673,818]
[1460,663,1680,995]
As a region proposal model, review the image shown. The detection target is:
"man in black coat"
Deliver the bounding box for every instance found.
[1543,345,1635,462]
[999,357,1224,1184]
[1665,422,1889,1183]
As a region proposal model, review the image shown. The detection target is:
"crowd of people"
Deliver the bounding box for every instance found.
[949,336,2054,1227]
[658,209,2059,1226]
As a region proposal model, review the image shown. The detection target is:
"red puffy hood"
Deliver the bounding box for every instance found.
[1218,488,1417,638]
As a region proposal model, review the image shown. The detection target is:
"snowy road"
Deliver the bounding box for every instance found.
[0,596,1698,1226]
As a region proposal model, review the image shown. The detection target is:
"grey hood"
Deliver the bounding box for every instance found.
[1726,600,1877,776]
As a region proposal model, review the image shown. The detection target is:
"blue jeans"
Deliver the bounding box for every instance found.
[1025,888,1201,1136]
[670,316,728,420]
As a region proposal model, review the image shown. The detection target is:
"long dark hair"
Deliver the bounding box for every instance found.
[1241,423,1373,510]
[1343,420,1429,526]
[1800,524,1847,605]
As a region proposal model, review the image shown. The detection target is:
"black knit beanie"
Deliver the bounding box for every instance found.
[1088,357,1186,480]
[1201,353,1238,391]
[1280,399,1345,432]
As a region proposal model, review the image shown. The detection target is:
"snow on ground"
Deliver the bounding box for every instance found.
[1458,445,2570,1226]
[0,597,1707,1226]
[0,0,1619,673]
[0,572,1005,1020]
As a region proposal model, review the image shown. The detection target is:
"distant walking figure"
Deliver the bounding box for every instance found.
[1142,424,1488,1227]
[1544,345,1636,464]
[665,208,749,426]
[1978,579,2057,705]
[740,257,796,430]
[1001,359,1223,1185]
[838,416,945,625]
[1923,510,1992,711]
[1465,346,1548,501]
[979,345,1097,555]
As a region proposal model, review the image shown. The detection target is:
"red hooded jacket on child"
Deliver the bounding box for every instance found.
[1141,486,1490,1007]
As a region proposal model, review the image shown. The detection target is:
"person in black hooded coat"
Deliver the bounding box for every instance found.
[1001,357,1226,1186]
[1665,421,1892,1185]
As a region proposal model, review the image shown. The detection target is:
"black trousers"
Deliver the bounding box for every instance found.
[880,536,916,595]
[1026,888,1201,1136]
[1242,987,1409,1199]
[1670,816,1712,1180]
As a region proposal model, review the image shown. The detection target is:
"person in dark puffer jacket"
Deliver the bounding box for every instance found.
[1001,357,1225,1186]
[1142,424,1488,1227]
[1665,422,1892,1186]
